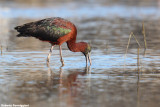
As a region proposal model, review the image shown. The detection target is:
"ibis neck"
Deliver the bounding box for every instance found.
[66,24,86,53]
[67,39,82,52]
[67,24,79,52]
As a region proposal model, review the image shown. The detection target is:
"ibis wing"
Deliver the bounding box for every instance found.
[15,18,72,42]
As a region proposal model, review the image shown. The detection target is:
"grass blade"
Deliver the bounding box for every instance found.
[1,45,2,56]
[142,22,147,56]
[124,32,132,58]
[132,33,141,48]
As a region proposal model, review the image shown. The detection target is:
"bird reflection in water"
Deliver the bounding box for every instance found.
[47,65,91,106]
[11,66,91,106]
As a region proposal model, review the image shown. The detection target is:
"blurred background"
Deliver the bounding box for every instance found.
[0,0,160,107]
[0,0,160,50]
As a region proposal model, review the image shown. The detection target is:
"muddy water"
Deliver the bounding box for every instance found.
[0,0,160,107]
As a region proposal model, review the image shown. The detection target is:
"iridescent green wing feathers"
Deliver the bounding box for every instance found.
[46,25,71,37]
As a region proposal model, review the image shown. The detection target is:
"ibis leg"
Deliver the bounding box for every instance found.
[59,45,64,66]
[85,54,88,67]
[47,45,54,65]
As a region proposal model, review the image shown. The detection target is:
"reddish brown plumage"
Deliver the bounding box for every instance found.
[15,17,92,66]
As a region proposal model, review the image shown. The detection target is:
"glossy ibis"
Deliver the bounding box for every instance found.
[15,17,92,66]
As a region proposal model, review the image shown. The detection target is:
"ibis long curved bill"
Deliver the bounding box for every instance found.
[85,52,92,66]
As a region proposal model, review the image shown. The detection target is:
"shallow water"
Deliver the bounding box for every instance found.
[0,0,160,107]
